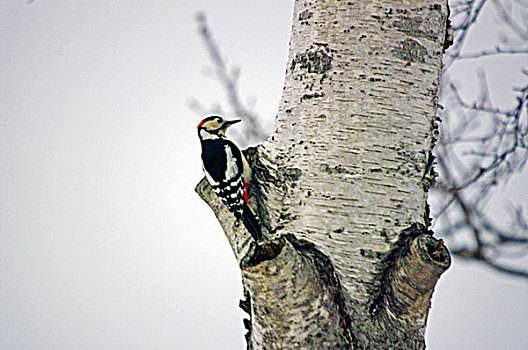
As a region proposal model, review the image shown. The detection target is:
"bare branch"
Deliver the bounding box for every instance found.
[455,47,528,59]
[453,249,528,279]
[491,0,528,40]
[193,13,268,146]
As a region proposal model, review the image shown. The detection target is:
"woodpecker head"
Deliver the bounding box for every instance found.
[197,115,241,140]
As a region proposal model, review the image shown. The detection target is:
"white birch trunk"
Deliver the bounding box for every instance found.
[197,0,451,348]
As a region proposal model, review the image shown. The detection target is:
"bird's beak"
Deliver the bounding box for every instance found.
[223,119,241,128]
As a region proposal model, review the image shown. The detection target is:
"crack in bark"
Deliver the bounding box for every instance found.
[244,147,302,232]
[285,234,356,349]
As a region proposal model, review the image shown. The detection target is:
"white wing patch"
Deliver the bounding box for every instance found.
[242,155,251,183]
[203,164,220,186]
[224,144,239,180]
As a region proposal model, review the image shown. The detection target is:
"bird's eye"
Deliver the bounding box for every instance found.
[216,117,222,123]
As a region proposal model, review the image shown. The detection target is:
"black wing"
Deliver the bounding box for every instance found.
[200,139,243,184]
[201,139,245,215]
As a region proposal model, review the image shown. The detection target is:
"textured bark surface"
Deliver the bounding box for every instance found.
[196,0,451,348]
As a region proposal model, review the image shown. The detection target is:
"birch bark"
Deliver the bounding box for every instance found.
[197,0,451,348]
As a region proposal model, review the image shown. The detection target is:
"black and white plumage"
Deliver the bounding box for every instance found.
[197,116,263,241]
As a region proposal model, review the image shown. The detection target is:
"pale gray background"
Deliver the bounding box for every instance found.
[1,1,526,349]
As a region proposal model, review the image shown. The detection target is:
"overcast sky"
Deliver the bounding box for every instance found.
[1,1,526,349]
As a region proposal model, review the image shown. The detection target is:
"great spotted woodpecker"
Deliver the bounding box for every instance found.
[197,116,263,241]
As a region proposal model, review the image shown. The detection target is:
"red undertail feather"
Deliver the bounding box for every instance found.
[244,182,249,205]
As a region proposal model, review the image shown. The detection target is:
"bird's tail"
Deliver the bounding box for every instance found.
[240,204,263,241]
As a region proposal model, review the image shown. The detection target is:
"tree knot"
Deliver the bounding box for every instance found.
[291,44,333,74]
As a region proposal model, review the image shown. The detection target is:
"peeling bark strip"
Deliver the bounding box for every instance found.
[195,0,450,349]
